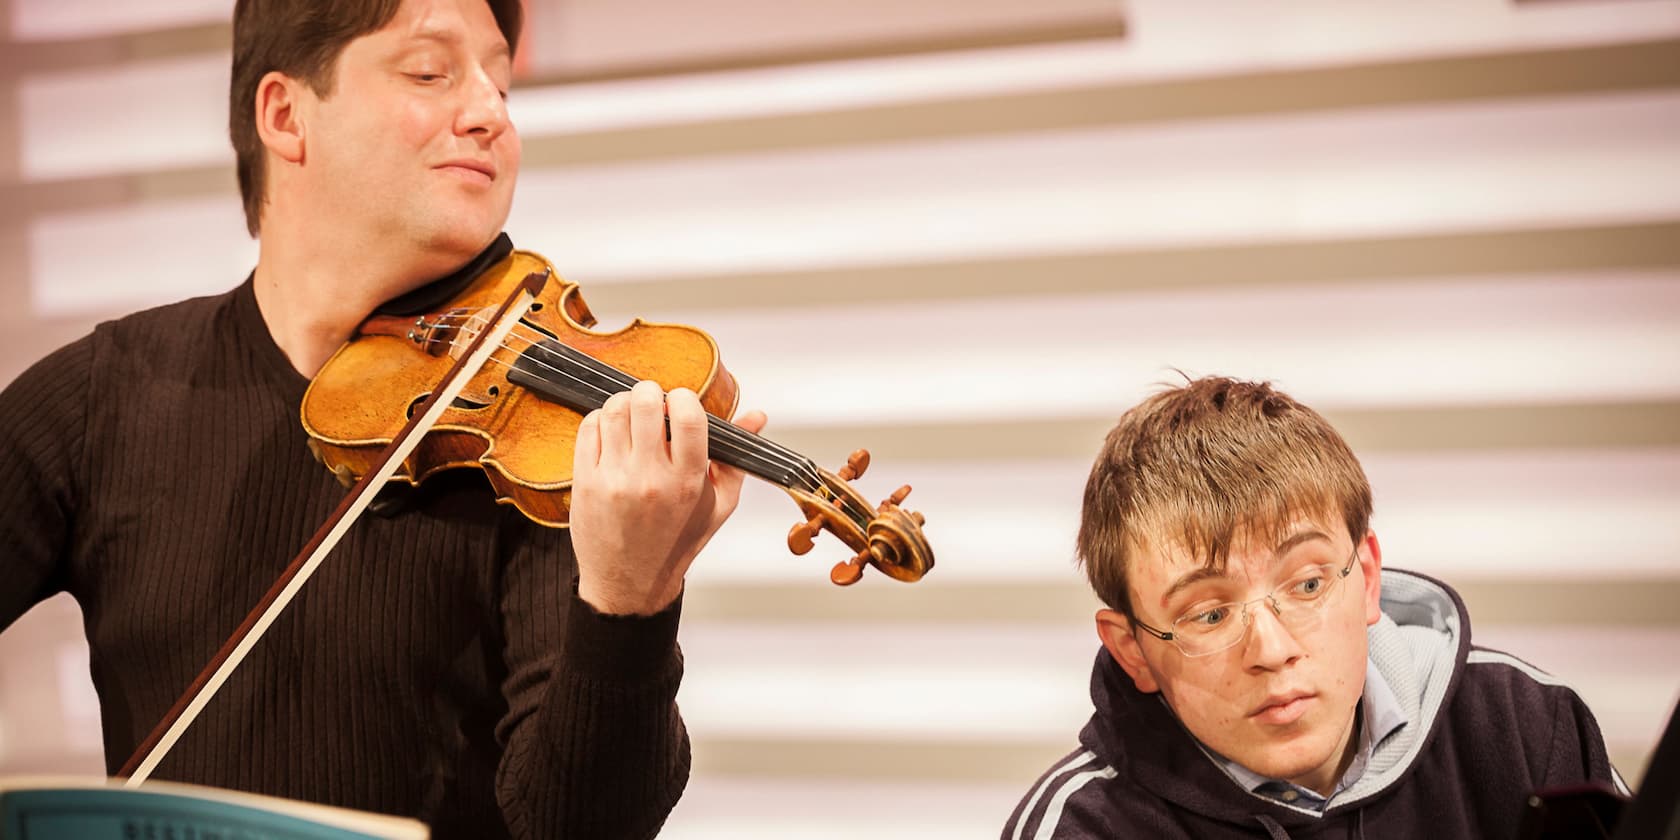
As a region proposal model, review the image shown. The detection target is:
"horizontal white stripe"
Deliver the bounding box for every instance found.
[665,777,1027,840]
[10,0,229,41]
[15,0,1680,138]
[513,0,1680,136]
[638,271,1680,427]
[697,448,1680,585]
[677,623,1098,741]
[673,620,1680,747]
[31,226,1680,411]
[519,0,1118,79]
[27,195,256,319]
[19,53,231,181]
[1,616,1671,829]
[508,92,1680,280]
[18,22,1680,183]
[25,88,1680,312]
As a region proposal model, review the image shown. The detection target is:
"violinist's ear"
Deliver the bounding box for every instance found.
[254,70,306,164]
[1096,608,1160,694]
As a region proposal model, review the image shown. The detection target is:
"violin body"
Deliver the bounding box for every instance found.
[302,249,738,527]
[302,248,931,587]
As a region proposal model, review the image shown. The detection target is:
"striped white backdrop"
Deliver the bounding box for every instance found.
[2,1,1679,837]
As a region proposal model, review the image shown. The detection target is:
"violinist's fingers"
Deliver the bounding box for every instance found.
[597,389,632,462]
[733,409,768,436]
[665,388,709,476]
[574,409,603,478]
[626,380,667,466]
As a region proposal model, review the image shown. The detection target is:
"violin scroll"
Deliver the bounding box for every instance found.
[784,449,934,586]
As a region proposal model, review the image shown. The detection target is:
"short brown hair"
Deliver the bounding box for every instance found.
[1078,376,1373,619]
[229,0,523,236]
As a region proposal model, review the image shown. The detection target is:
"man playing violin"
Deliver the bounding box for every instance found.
[0,0,762,836]
[1003,376,1626,839]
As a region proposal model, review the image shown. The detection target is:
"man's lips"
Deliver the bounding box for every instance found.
[436,159,496,181]
[1250,691,1315,725]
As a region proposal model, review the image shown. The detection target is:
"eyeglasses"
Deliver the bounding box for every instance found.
[1131,546,1358,658]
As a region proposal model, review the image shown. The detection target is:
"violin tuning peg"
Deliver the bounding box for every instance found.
[881,484,912,509]
[787,516,823,555]
[845,449,871,480]
[835,449,871,481]
[829,554,867,586]
[913,511,926,526]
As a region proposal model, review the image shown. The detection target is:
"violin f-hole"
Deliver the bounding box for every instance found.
[405,386,498,419]
[455,385,499,409]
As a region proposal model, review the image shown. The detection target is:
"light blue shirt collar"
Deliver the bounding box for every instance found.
[1216,658,1408,812]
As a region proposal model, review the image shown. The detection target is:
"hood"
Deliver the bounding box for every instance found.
[1077,568,1472,834]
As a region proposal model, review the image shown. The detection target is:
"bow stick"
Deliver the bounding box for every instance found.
[118,269,550,785]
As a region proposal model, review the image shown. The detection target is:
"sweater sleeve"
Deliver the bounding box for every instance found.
[1002,748,1123,840]
[1546,683,1627,796]
[0,338,91,629]
[493,521,690,839]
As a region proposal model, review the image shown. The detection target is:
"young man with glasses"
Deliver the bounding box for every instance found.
[1003,376,1626,838]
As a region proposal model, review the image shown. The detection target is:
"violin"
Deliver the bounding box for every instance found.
[301,247,934,586]
[119,245,934,785]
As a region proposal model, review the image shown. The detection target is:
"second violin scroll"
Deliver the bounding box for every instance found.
[300,248,934,585]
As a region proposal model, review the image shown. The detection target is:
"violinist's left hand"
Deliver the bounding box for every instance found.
[569,379,768,615]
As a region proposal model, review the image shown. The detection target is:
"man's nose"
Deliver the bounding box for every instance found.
[1242,597,1303,670]
[458,72,510,140]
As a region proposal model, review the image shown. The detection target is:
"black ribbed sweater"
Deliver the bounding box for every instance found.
[0,278,690,838]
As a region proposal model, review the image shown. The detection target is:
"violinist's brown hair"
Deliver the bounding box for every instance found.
[229,0,523,236]
[1078,376,1372,620]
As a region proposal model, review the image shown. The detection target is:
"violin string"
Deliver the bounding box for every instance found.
[484,318,881,530]
[434,311,818,483]
[420,309,857,515]
[466,343,875,528]
[495,330,817,489]
[476,347,820,495]
[408,312,874,527]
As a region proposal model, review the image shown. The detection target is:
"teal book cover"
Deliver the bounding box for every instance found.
[0,778,428,839]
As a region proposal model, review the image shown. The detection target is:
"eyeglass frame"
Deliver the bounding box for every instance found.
[1129,543,1360,658]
